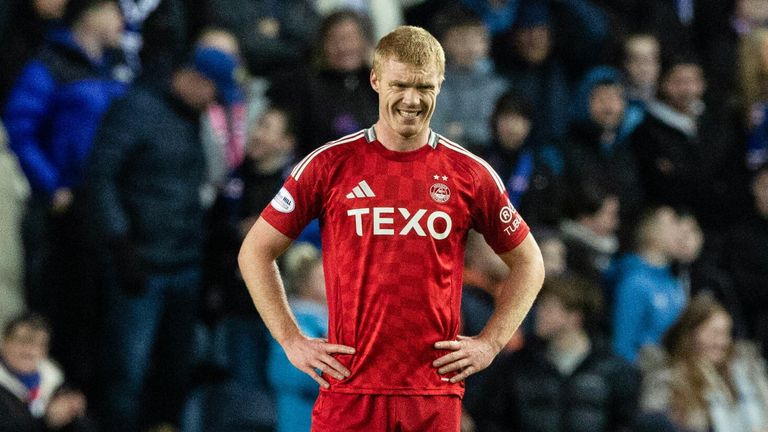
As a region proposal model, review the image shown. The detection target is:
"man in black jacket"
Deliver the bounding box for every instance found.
[477,276,640,432]
[86,46,240,432]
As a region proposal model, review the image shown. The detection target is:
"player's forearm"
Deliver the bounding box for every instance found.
[479,235,545,352]
[238,221,301,345]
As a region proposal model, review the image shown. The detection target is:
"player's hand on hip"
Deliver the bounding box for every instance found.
[283,335,355,388]
[432,335,497,383]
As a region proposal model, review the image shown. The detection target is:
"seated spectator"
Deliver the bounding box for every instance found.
[609,205,687,363]
[484,91,565,226]
[719,163,768,359]
[0,121,29,330]
[630,55,747,232]
[640,293,768,432]
[0,312,95,432]
[564,65,644,219]
[620,33,660,109]
[267,243,328,432]
[430,13,507,152]
[477,275,640,432]
[269,9,378,155]
[559,182,620,284]
[535,227,567,278]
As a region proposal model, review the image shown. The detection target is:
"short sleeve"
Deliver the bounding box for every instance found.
[470,163,530,254]
[260,152,325,239]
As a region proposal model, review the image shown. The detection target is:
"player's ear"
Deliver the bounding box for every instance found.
[370,68,380,93]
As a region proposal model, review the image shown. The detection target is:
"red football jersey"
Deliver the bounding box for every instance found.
[261,127,530,397]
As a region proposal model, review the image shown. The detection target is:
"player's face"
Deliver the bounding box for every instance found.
[371,57,441,141]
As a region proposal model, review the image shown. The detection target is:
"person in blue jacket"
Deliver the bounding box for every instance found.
[267,243,328,432]
[1,0,126,394]
[608,205,687,363]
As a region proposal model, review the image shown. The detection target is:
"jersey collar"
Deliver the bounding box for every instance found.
[365,126,439,149]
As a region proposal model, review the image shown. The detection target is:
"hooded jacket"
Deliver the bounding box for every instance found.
[2,28,127,196]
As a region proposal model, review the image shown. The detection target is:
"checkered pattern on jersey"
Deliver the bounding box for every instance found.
[261,129,530,396]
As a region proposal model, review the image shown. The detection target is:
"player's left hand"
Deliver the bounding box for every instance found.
[432,335,498,383]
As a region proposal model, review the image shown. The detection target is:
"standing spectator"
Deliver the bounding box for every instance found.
[269,9,378,155]
[430,13,508,153]
[559,182,620,284]
[0,0,68,105]
[0,312,95,432]
[267,243,328,432]
[610,206,687,363]
[0,121,29,330]
[86,47,237,431]
[640,294,768,432]
[478,276,640,432]
[492,0,610,147]
[484,91,564,226]
[2,0,126,393]
[719,163,768,360]
[564,65,644,220]
[631,55,746,232]
[207,0,320,77]
[620,33,660,110]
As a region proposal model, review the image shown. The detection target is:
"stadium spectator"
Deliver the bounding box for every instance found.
[86,46,237,431]
[564,65,644,220]
[269,9,378,155]
[313,0,404,40]
[620,33,660,109]
[559,182,620,284]
[0,312,96,432]
[640,293,768,432]
[477,276,640,432]
[484,91,564,226]
[630,55,746,231]
[610,205,687,363]
[492,0,610,148]
[267,243,328,432]
[430,13,508,153]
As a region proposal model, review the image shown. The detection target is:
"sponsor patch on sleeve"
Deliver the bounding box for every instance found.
[271,187,295,213]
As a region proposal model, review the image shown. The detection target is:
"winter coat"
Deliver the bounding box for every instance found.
[478,336,640,432]
[2,28,126,195]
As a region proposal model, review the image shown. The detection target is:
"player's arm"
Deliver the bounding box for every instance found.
[238,217,355,388]
[433,233,544,382]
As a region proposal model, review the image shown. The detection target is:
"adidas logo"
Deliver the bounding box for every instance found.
[346,180,376,199]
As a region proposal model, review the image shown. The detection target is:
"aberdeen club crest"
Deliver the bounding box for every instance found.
[430,183,451,203]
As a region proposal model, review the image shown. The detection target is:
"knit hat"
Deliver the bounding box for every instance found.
[191,47,244,105]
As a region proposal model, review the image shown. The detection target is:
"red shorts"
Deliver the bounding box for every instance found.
[311,392,462,432]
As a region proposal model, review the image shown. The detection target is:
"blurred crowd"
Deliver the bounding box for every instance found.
[0,0,768,431]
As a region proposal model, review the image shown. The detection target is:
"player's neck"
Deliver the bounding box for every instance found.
[373,122,430,152]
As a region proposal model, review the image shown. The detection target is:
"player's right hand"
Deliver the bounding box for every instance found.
[282,335,355,388]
